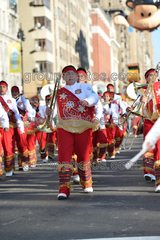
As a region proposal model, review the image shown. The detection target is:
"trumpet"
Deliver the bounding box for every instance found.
[38,77,60,133]
[13,93,23,101]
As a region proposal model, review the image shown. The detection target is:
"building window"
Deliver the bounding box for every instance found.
[3,11,5,31]
[34,0,50,9]
[36,61,53,73]
[37,86,42,98]
[35,39,52,53]
[34,17,51,31]
[60,47,63,58]
[9,0,17,14]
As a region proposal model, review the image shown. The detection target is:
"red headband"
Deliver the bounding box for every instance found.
[145,70,156,78]
[31,96,39,102]
[98,93,101,97]
[45,96,51,99]
[103,92,110,96]
[110,92,114,96]
[107,84,114,88]
[0,82,8,87]
[77,70,87,78]
[11,86,20,93]
[62,66,77,74]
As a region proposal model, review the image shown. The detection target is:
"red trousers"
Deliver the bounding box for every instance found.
[27,133,37,166]
[106,125,116,157]
[36,131,47,159]
[0,133,3,177]
[142,119,155,178]
[142,119,160,188]
[115,123,127,151]
[92,129,107,161]
[36,130,56,159]
[132,117,141,135]
[14,127,28,167]
[47,130,57,158]
[0,127,15,172]
[57,128,92,196]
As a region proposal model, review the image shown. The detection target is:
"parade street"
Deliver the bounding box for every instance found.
[0,134,160,240]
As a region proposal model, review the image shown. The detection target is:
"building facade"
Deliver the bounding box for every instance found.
[19,0,93,98]
[91,1,120,94]
[0,0,21,91]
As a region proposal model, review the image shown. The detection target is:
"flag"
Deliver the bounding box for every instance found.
[9,42,21,73]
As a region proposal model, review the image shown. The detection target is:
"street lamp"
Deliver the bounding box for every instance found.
[17,24,25,90]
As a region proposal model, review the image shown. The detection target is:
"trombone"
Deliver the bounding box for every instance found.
[38,77,60,133]
[38,77,60,157]
[118,95,141,130]
[119,81,147,150]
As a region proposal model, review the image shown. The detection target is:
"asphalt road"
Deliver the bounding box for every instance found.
[1,134,160,240]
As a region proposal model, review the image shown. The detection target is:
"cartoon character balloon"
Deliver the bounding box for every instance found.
[114,0,160,31]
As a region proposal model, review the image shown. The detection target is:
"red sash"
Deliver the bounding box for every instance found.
[18,107,29,128]
[0,96,16,124]
[113,100,121,114]
[144,82,160,120]
[57,88,94,122]
[152,82,160,114]
[35,112,45,128]
[0,96,10,112]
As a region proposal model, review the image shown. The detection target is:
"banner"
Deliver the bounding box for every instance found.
[9,42,21,73]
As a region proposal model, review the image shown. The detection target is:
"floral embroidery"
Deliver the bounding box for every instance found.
[78,105,85,113]
[66,101,74,109]
[155,89,160,96]
[60,93,67,100]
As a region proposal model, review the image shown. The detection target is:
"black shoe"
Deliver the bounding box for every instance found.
[48,155,55,160]
[145,176,152,182]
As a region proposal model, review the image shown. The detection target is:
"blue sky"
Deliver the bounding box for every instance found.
[151,28,160,66]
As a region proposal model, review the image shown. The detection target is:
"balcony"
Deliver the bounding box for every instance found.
[30,0,50,9]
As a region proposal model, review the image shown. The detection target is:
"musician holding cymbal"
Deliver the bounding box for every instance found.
[46,65,99,200]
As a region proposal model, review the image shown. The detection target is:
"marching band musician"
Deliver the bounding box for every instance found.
[77,68,107,164]
[0,81,25,177]
[46,65,99,200]
[107,84,126,154]
[26,97,37,168]
[140,69,160,191]
[29,96,48,162]
[0,102,9,179]
[127,68,160,192]
[11,86,34,170]
[103,92,119,158]
[91,95,107,163]
[38,94,57,162]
